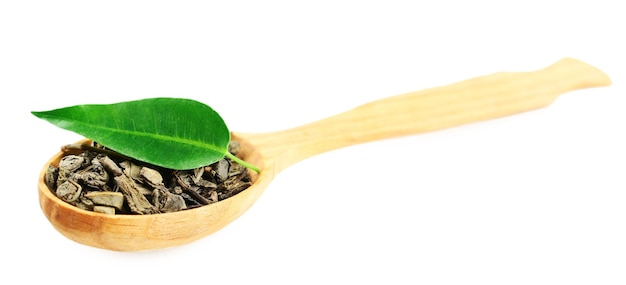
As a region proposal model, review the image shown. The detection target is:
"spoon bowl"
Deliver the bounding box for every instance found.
[39,134,269,251]
[38,58,611,251]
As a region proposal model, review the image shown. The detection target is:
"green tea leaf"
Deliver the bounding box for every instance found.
[32,98,232,170]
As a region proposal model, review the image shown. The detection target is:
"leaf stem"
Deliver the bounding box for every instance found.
[225,152,260,173]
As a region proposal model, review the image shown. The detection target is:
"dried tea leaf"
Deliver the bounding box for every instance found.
[212,159,230,181]
[76,197,94,211]
[85,191,125,210]
[56,180,80,202]
[114,175,157,214]
[93,206,116,215]
[140,167,164,187]
[45,166,58,189]
[57,155,84,185]
[58,155,84,172]
[76,163,109,189]
[99,156,123,176]
[152,188,186,213]
[120,161,143,181]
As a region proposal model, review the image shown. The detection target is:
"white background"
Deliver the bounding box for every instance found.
[1,1,624,284]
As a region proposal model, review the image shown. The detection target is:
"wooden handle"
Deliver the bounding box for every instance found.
[244,58,611,173]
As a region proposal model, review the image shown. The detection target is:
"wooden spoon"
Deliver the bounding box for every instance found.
[38,58,611,251]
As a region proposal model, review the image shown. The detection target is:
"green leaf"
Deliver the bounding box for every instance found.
[32,98,233,170]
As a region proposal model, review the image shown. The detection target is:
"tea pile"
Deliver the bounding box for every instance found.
[44,141,252,215]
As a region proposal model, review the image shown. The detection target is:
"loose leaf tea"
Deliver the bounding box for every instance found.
[32,98,258,171]
[44,141,252,214]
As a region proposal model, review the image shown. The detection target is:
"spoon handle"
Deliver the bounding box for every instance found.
[247,58,611,173]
